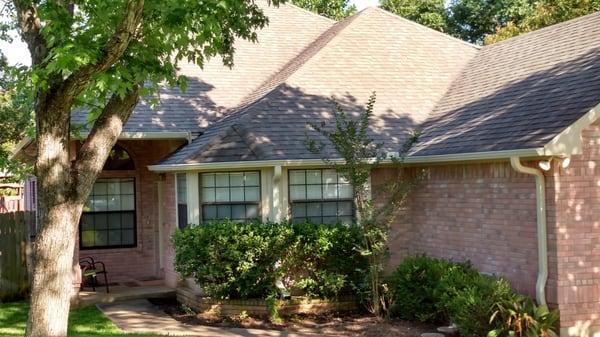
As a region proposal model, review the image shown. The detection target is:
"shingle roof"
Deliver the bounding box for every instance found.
[410,11,600,156]
[72,1,334,133]
[160,7,478,165]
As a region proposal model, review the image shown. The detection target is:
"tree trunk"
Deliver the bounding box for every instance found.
[25,91,81,336]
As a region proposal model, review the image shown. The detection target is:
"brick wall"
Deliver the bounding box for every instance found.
[546,119,600,337]
[76,139,184,284]
[378,162,539,297]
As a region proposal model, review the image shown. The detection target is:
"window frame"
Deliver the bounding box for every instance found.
[79,177,137,250]
[288,169,355,224]
[199,170,262,223]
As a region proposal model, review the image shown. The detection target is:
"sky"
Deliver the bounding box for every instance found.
[0,0,379,67]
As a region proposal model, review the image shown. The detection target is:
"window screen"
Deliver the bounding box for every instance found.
[200,171,260,222]
[288,169,353,224]
[80,178,136,249]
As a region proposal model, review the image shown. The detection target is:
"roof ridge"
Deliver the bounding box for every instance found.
[184,15,360,159]
[362,6,480,50]
[482,10,600,49]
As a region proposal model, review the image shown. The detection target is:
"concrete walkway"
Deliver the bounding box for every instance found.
[98,299,325,337]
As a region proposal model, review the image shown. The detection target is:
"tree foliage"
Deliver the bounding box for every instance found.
[291,0,356,20]
[2,1,285,336]
[484,0,600,44]
[380,0,448,32]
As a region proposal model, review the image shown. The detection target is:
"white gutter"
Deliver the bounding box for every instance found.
[147,148,548,172]
[510,156,548,306]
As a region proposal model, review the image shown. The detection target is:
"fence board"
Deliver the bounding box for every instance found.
[0,211,34,301]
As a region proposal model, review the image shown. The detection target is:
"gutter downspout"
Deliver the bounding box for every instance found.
[510,156,548,306]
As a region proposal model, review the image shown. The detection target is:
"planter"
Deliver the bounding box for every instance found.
[176,286,359,316]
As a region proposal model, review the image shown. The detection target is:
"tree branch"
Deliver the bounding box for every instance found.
[58,0,145,104]
[13,0,47,65]
[71,83,141,202]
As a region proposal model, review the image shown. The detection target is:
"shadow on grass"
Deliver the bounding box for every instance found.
[0,301,192,337]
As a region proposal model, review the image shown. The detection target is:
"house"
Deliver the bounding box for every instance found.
[0,171,23,213]
[13,2,600,336]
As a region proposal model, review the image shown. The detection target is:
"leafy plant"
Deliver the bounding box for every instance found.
[305,92,420,317]
[488,297,559,337]
[173,221,367,300]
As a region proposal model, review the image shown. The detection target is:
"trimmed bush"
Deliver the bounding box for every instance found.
[173,221,367,300]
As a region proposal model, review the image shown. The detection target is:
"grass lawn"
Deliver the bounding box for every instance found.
[0,301,177,337]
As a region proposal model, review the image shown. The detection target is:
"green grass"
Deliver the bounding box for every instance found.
[0,301,178,337]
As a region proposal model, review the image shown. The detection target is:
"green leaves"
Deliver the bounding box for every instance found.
[291,0,357,20]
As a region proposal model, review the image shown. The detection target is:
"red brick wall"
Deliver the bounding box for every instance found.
[546,119,600,337]
[75,139,184,284]
[378,162,539,297]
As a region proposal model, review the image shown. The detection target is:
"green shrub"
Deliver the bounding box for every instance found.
[173,221,367,300]
[388,255,557,337]
[447,275,517,337]
[388,255,478,323]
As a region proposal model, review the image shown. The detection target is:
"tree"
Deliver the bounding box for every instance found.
[306,93,420,317]
[484,0,600,44]
[291,0,356,20]
[446,0,534,43]
[1,1,282,336]
[380,0,448,32]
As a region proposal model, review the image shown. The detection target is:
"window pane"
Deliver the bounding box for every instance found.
[323,183,338,199]
[307,185,322,199]
[215,188,229,202]
[93,182,107,195]
[81,231,95,247]
[107,195,121,211]
[230,187,245,202]
[122,213,135,229]
[289,171,305,185]
[230,173,244,186]
[122,230,134,245]
[178,205,188,229]
[81,214,94,230]
[92,196,108,212]
[306,170,321,184]
[339,184,353,199]
[338,216,353,224]
[94,214,108,230]
[121,195,135,211]
[95,231,108,246]
[338,201,353,216]
[323,216,338,225]
[307,203,321,217]
[107,181,120,195]
[215,173,229,187]
[323,202,338,216]
[322,170,337,184]
[245,187,260,202]
[290,186,306,201]
[217,205,231,219]
[202,188,215,202]
[232,205,245,219]
[121,180,134,194]
[202,173,215,187]
[176,174,187,202]
[108,213,121,229]
[108,230,121,245]
[245,172,260,186]
[203,205,217,220]
[292,203,306,218]
[246,204,259,219]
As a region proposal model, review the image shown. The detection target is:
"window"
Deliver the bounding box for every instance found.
[176,173,188,229]
[201,171,260,222]
[289,169,353,224]
[80,178,136,249]
[103,145,135,170]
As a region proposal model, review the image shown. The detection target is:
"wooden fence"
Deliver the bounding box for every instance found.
[0,211,35,301]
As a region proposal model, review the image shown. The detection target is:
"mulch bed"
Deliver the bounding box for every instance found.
[148,297,436,337]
